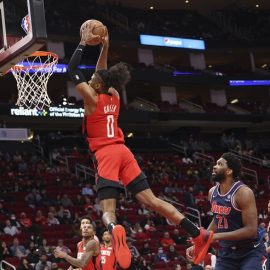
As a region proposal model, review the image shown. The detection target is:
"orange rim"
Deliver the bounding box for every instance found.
[11,51,58,71]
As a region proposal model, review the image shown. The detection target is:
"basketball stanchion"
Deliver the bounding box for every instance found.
[10,51,58,110]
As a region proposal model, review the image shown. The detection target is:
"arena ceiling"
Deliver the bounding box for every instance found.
[100,0,270,10]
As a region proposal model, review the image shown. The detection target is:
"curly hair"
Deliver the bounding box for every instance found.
[221,152,242,178]
[96,62,131,90]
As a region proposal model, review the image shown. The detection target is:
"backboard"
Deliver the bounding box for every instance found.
[0,0,46,74]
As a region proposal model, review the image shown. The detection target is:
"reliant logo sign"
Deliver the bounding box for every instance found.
[10,107,85,118]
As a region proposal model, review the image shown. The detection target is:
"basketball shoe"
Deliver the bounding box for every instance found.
[112,225,131,269]
[192,228,214,264]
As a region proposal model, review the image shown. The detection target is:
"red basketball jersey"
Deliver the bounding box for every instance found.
[77,240,100,270]
[98,244,117,270]
[83,94,124,152]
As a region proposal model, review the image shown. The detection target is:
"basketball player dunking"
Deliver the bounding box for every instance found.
[68,22,212,269]
[54,218,100,270]
[187,153,265,270]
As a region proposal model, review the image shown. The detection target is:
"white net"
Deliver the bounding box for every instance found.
[11,51,58,110]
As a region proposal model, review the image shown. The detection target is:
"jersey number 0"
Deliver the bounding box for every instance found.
[107,115,115,138]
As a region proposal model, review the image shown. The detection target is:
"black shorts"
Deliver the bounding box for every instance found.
[97,172,149,201]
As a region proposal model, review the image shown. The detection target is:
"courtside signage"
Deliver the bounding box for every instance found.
[140,34,205,50]
[10,106,84,118]
[230,80,270,86]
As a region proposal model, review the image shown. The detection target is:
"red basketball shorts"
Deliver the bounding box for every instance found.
[94,144,142,186]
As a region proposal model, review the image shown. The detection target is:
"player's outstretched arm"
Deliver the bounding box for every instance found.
[68,26,97,106]
[213,186,258,242]
[54,240,98,268]
[96,27,109,71]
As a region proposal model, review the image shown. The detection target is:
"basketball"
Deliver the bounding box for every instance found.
[80,19,106,46]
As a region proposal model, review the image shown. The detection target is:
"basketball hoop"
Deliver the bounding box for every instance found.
[11,51,58,110]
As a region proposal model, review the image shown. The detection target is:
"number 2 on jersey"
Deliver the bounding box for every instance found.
[107,115,114,138]
[216,214,228,229]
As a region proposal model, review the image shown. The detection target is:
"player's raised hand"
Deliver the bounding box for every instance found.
[186,245,194,261]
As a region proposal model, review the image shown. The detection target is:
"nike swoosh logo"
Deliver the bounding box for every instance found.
[77,48,83,51]
[254,243,260,248]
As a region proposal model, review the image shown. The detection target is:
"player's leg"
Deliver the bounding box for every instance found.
[95,145,131,269]
[119,145,213,264]
[215,257,239,270]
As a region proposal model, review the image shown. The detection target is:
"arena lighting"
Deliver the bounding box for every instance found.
[173,71,195,76]
[229,80,270,86]
[140,34,205,50]
[230,99,239,104]
[127,133,134,138]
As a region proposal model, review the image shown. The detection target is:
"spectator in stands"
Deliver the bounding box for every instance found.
[172,228,187,245]
[183,187,196,209]
[3,219,20,236]
[26,241,39,264]
[48,207,58,217]
[195,191,207,204]
[144,219,156,232]
[35,254,52,270]
[137,257,152,270]
[56,239,71,255]
[51,262,59,270]
[167,245,179,261]
[10,237,27,259]
[135,227,149,241]
[38,239,51,255]
[25,189,42,208]
[61,194,73,208]
[20,212,33,230]
[155,247,169,262]
[84,197,94,212]
[10,213,21,228]
[140,242,151,256]
[35,210,47,225]
[174,265,181,270]
[0,241,10,260]
[74,194,84,206]
[47,212,60,226]
[57,206,71,224]
[160,231,175,248]
[13,151,23,163]
[93,198,101,215]
[0,202,9,215]
[127,239,140,260]
[18,258,34,270]
[81,183,94,196]
[138,203,150,215]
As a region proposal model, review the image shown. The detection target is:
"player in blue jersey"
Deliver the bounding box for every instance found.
[187,152,265,270]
